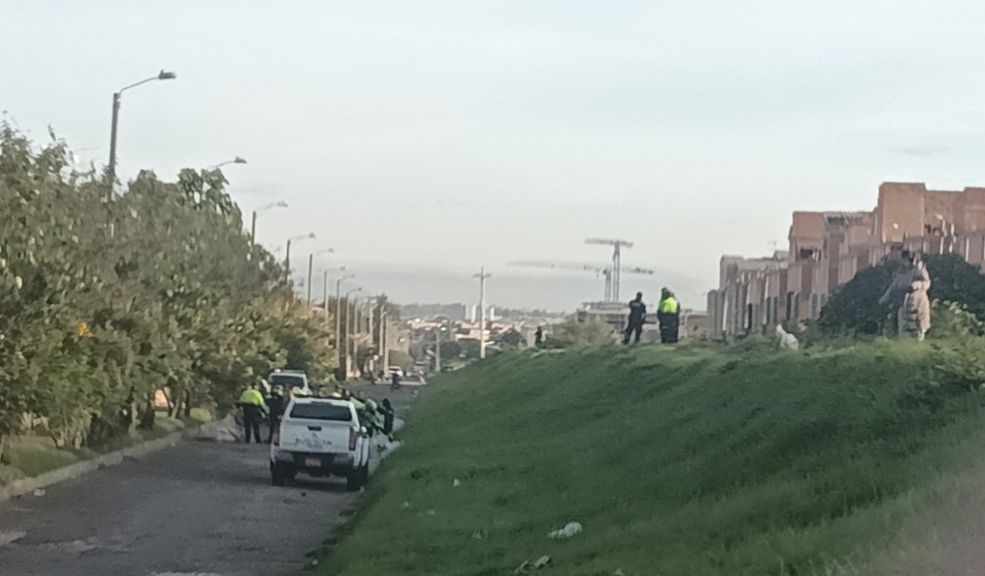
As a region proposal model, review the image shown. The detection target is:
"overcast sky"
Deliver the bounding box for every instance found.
[5,1,985,309]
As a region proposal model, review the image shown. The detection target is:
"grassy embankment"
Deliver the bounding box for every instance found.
[319,341,985,575]
[1,409,210,484]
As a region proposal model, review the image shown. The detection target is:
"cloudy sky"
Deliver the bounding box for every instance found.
[4,1,985,309]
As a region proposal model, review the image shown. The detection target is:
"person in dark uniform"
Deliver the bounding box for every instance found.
[623,292,647,345]
[266,385,286,443]
[535,326,544,347]
[381,398,395,435]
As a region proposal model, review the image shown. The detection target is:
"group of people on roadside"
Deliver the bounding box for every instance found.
[623,288,681,345]
[237,382,396,444]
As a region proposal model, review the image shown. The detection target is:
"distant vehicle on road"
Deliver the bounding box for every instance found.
[269,397,370,490]
[267,369,311,396]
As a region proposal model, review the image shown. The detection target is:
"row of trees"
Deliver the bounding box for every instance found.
[0,126,335,465]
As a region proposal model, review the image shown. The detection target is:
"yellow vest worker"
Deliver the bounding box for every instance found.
[659,297,679,314]
[657,289,681,344]
[239,386,267,444]
[239,387,266,407]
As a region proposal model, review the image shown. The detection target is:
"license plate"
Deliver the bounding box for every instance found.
[305,457,322,468]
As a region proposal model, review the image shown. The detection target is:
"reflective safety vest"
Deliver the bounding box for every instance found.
[239,388,266,407]
[659,297,680,314]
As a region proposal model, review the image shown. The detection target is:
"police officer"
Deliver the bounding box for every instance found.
[623,292,647,345]
[657,288,681,344]
[266,385,286,443]
[238,383,267,444]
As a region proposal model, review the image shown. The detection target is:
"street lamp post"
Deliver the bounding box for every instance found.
[307,248,335,305]
[284,233,316,284]
[250,200,287,248]
[107,69,176,200]
[335,272,354,353]
[344,287,362,379]
[322,270,330,326]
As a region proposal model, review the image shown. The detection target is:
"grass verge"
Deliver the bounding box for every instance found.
[1,410,210,484]
[317,341,985,576]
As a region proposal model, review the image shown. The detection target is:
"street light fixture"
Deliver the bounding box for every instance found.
[210,156,248,169]
[250,200,288,248]
[107,69,177,200]
[335,271,355,353]
[307,248,335,305]
[344,287,362,378]
[284,233,316,283]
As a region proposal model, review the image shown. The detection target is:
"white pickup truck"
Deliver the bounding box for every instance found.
[269,397,370,490]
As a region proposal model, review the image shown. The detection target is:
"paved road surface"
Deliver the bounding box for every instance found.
[0,439,356,576]
[0,383,416,576]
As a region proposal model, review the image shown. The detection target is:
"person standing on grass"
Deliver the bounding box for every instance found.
[657,288,681,344]
[879,251,932,341]
[623,292,647,345]
[238,383,266,444]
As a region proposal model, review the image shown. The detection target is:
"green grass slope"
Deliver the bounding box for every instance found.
[320,342,985,576]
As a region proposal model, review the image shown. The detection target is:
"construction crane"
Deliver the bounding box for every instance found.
[509,260,655,303]
[585,238,634,302]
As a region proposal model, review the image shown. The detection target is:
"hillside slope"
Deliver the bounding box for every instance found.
[320,342,985,576]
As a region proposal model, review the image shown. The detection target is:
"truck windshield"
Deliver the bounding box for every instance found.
[269,374,305,389]
[289,403,351,421]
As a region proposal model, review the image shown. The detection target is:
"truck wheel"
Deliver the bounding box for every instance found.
[270,463,286,487]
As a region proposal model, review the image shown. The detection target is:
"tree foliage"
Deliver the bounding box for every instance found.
[818,254,985,336]
[0,126,335,463]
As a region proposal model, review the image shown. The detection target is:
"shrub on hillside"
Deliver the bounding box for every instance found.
[819,254,985,336]
[544,320,615,348]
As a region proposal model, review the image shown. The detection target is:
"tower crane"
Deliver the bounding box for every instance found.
[508,260,655,303]
[585,238,634,302]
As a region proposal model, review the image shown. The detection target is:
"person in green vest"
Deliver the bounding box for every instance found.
[657,288,681,344]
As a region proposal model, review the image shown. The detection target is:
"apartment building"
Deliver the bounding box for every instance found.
[708,182,985,338]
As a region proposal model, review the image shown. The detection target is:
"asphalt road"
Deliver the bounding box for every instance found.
[0,438,359,576]
[0,382,417,576]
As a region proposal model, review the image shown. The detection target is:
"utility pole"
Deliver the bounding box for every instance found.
[306,253,314,305]
[284,239,292,284]
[474,266,492,359]
[322,270,329,327]
[250,211,257,248]
[435,328,442,372]
[379,310,387,372]
[382,318,389,370]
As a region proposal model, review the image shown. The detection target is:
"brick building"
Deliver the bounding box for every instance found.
[708,182,985,339]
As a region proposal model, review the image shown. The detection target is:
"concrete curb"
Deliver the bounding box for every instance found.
[0,428,191,506]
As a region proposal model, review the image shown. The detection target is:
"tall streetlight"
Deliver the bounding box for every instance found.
[250,201,288,248]
[307,248,335,305]
[344,287,362,378]
[285,233,316,284]
[335,271,355,354]
[474,267,492,359]
[107,69,177,200]
[210,156,247,170]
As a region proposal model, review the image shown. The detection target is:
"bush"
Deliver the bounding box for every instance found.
[819,254,985,336]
